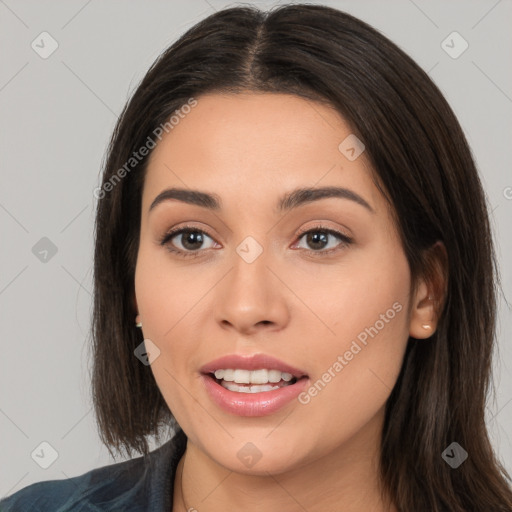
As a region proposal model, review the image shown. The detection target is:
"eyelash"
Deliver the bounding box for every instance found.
[159,224,353,259]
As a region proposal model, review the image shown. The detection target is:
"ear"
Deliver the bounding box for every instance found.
[409,241,448,340]
[132,292,142,325]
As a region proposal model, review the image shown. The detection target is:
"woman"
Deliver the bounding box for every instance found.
[2,3,511,511]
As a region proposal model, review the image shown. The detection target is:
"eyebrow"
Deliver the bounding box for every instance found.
[148,186,375,214]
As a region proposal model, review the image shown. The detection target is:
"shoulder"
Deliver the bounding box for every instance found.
[0,430,187,512]
[0,455,149,512]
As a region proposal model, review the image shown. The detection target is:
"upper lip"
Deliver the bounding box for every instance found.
[200,353,307,378]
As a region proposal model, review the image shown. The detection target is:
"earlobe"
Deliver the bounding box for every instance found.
[409,282,437,339]
[132,292,142,327]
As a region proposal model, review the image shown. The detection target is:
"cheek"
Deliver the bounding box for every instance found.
[291,304,409,457]
[294,251,411,431]
[134,244,203,339]
[134,247,210,413]
[293,241,410,355]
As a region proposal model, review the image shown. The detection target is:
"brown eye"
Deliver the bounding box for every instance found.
[160,226,217,257]
[294,227,352,255]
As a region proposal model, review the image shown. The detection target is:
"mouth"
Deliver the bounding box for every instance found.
[199,354,309,416]
[206,368,302,393]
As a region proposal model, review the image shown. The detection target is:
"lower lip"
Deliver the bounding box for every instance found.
[201,374,309,417]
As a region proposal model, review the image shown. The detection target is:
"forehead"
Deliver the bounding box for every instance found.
[142,92,382,215]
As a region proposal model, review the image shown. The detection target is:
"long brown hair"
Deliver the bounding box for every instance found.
[90,4,512,510]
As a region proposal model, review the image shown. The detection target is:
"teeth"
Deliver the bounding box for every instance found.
[252,369,269,384]
[221,369,235,381]
[221,382,281,393]
[233,369,250,383]
[213,368,296,384]
[267,370,281,383]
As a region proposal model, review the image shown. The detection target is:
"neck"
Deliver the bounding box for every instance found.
[172,408,396,512]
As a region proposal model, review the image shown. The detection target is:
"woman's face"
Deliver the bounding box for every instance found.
[134,92,427,474]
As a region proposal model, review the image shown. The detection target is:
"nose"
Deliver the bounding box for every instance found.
[214,248,291,336]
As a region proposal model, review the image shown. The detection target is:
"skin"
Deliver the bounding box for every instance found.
[133,92,440,512]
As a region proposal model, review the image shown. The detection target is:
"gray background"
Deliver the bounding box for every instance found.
[1,0,511,497]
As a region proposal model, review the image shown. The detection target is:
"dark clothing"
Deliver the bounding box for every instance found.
[0,429,187,511]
